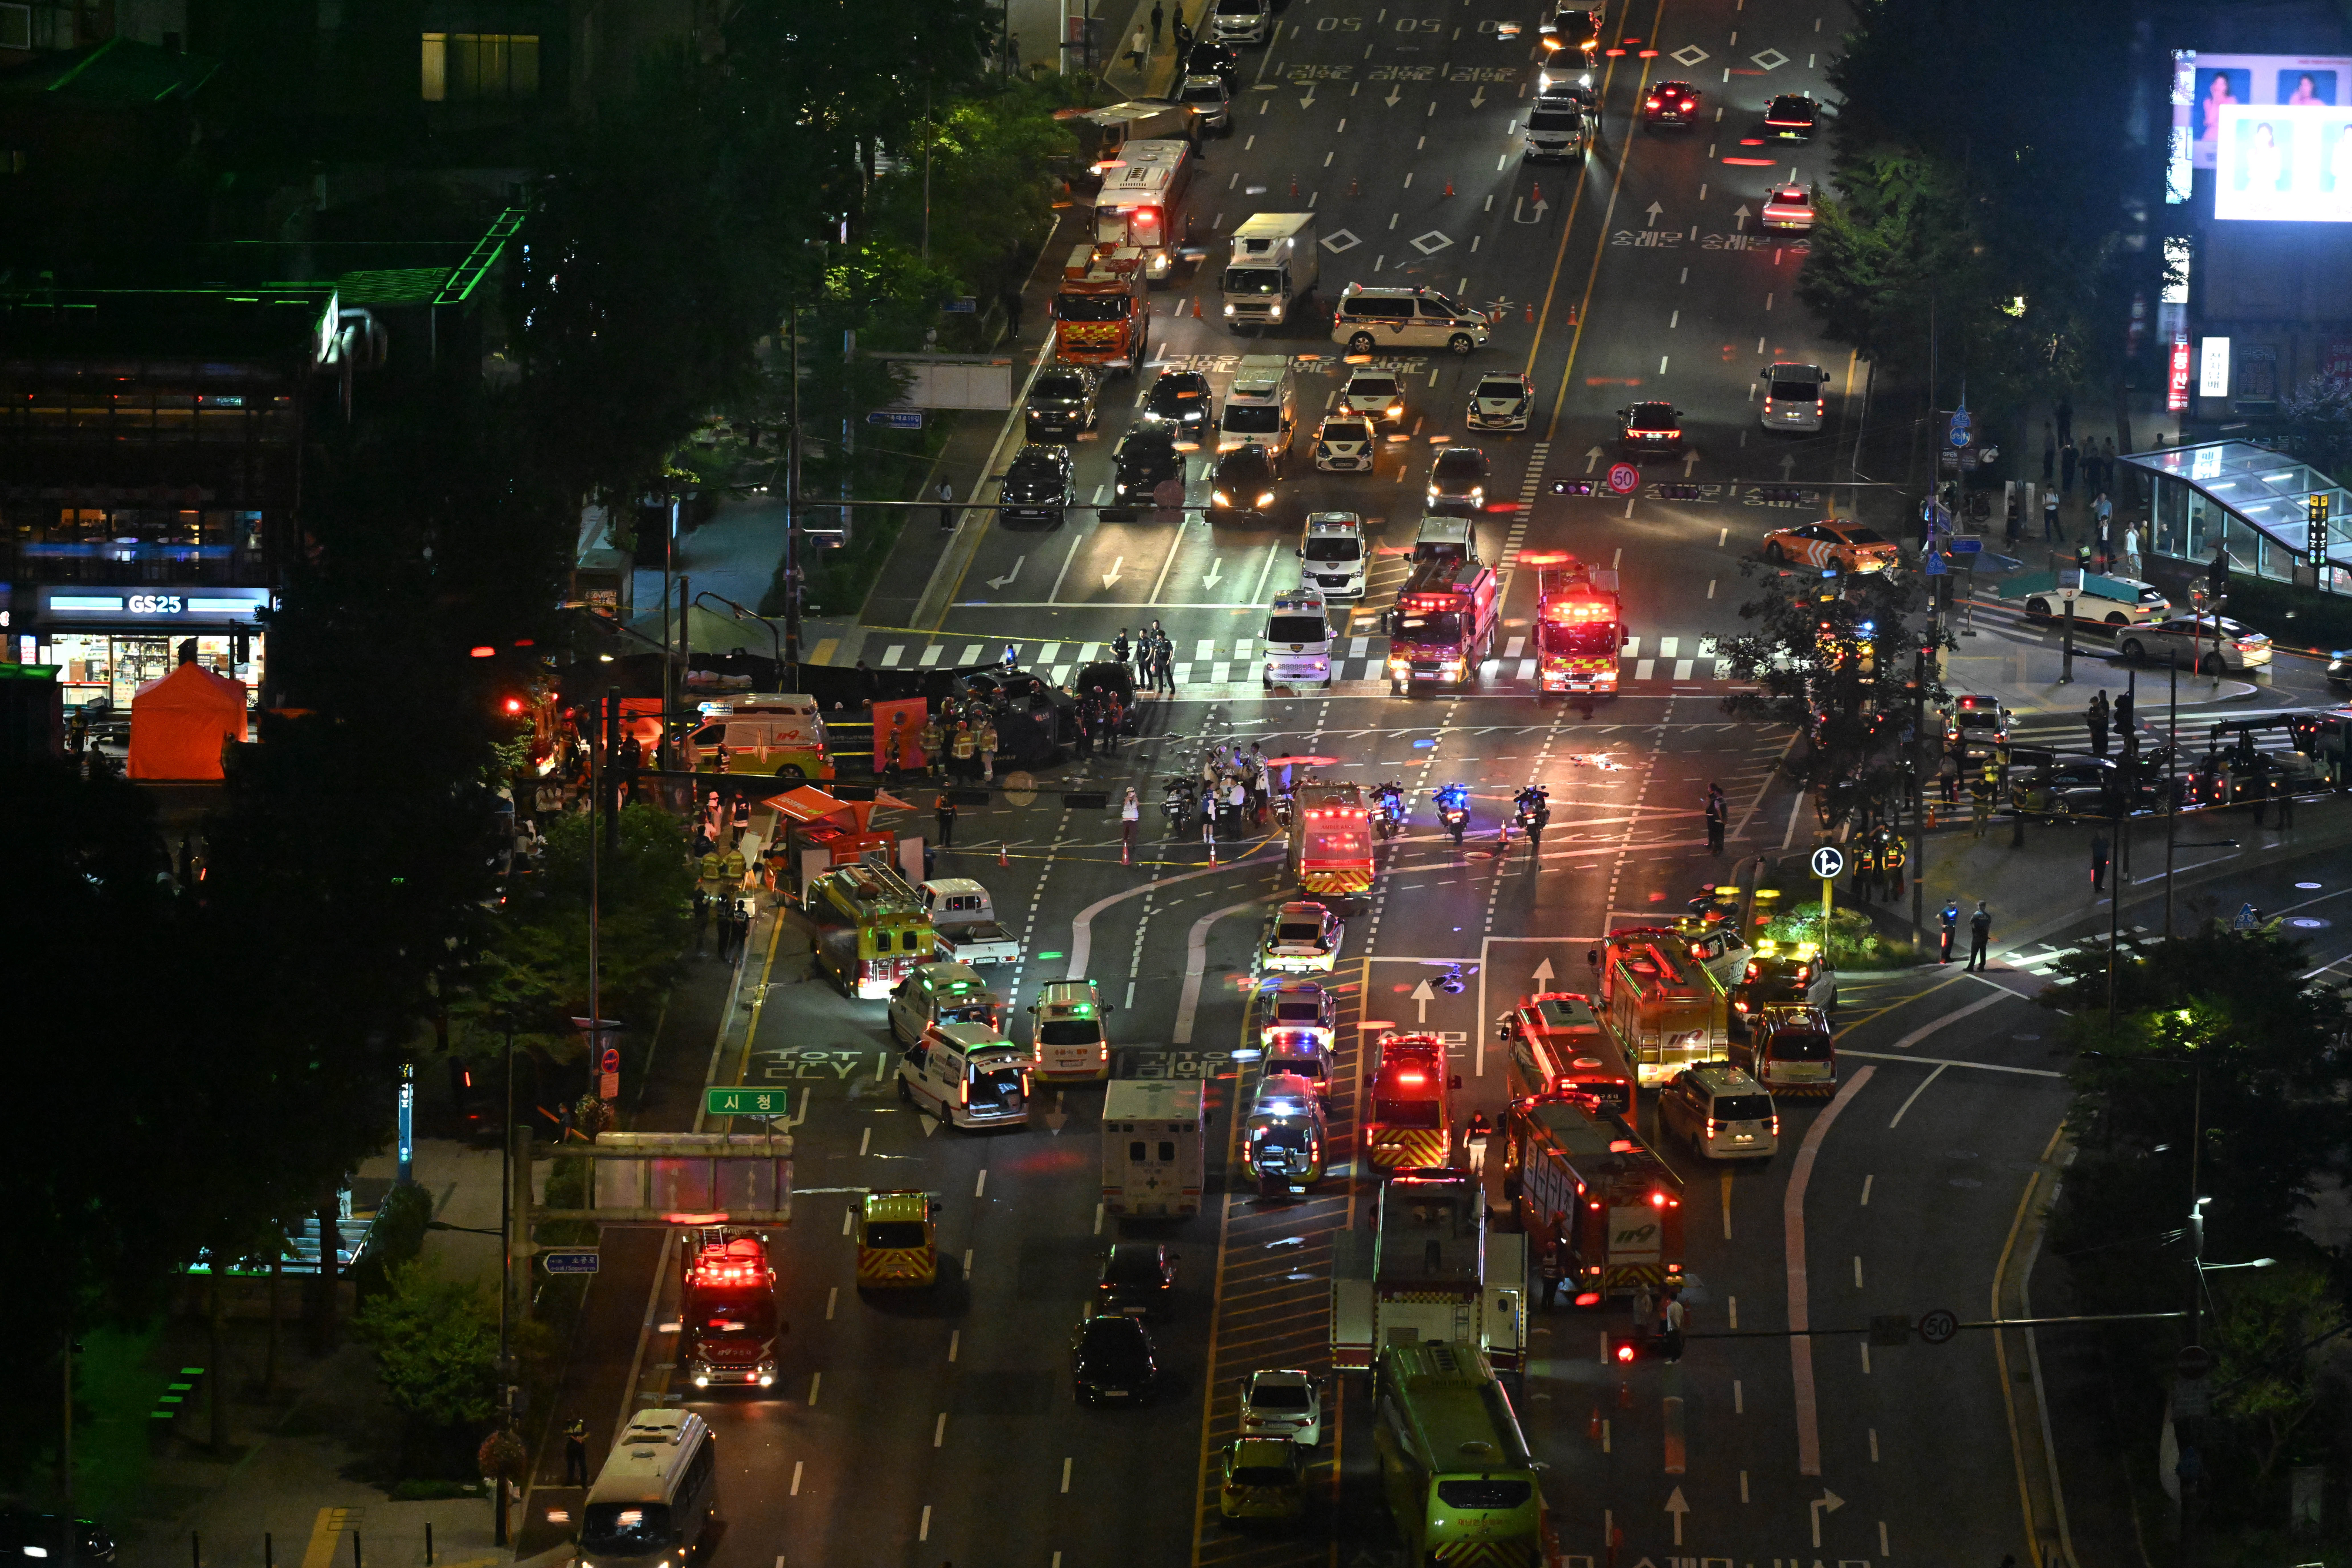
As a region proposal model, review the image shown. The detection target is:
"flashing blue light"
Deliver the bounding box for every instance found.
[1413,738,1437,748]
[1856,620,1876,635]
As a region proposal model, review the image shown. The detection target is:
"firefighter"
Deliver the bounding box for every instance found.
[918,713,944,777]
[1882,834,1907,901]
[1855,836,1880,902]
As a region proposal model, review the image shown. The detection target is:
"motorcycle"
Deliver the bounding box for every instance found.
[1435,785,1471,846]
[1272,790,1296,830]
[1161,778,1195,835]
[1513,787,1551,835]
[1372,781,1407,840]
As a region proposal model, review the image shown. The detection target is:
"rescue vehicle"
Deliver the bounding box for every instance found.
[804,863,937,999]
[1262,587,1336,688]
[1504,1098,1683,1303]
[1364,1032,1458,1174]
[1387,551,1499,692]
[678,1228,781,1389]
[1496,992,1635,1117]
[1258,978,1339,1099]
[1242,1070,1328,1193]
[1522,551,1625,696]
[1030,978,1114,1082]
[1102,1078,1207,1217]
[856,1189,940,1288]
[1051,245,1149,376]
[897,1020,1031,1129]
[1329,1169,1526,1372]
[1091,138,1192,283]
[686,693,835,778]
[1593,927,1729,1085]
[1286,781,1374,898]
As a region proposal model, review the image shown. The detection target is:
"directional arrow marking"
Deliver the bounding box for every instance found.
[1645,200,1665,228]
[1778,453,1798,479]
[1809,1488,1846,1549]
[1102,555,1126,589]
[986,554,1025,589]
[1514,197,1550,225]
[1469,84,1486,108]
[1665,1487,1690,1547]
[1203,557,1225,589]
[1682,450,1700,476]
[1733,203,1752,231]
[1585,446,1603,473]
[1531,957,1555,982]
[1412,977,1436,1022]
[1043,1090,1068,1132]
[1384,85,1403,107]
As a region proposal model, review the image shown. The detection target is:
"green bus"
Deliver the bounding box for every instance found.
[1373,1342,1552,1568]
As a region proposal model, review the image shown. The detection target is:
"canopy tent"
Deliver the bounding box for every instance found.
[128,661,248,780]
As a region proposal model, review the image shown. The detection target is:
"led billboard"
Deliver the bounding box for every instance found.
[2213,105,2352,220]
[2170,52,2352,202]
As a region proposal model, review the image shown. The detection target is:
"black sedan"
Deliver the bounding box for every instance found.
[1645,80,1701,124]
[1425,445,1489,515]
[1764,93,1819,140]
[1024,366,1098,440]
[1112,426,1186,514]
[1095,1242,1179,1317]
[1618,400,1683,456]
[998,443,1076,527]
[1186,39,1241,88]
[1142,369,1215,443]
[1211,443,1280,521]
[1072,1313,1160,1405]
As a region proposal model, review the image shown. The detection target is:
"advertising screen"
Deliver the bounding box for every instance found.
[2214,105,2352,220]
[2171,52,2352,200]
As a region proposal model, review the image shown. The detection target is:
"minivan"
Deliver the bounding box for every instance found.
[1657,1062,1779,1161]
[888,961,1005,1046]
[1330,285,1492,356]
[898,1020,1032,1129]
[579,1410,717,1568]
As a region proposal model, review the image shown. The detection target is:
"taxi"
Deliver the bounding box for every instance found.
[1760,183,1815,233]
[1218,1437,1307,1522]
[1728,940,1837,1036]
[1761,519,1899,573]
[1259,901,1344,974]
[856,1189,938,1288]
[1240,1368,1324,1445]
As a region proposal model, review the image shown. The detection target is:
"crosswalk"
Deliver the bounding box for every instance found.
[848,632,1747,689]
[2008,714,2308,764]
[2012,929,2146,978]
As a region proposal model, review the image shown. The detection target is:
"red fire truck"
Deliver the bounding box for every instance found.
[1365,1032,1457,1174]
[1496,992,1636,1117]
[1385,554,1499,693]
[1051,245,1150,376]
[1505,1098,1683,1305]
[679,1228,783,1390]
[1522,551,1625,696]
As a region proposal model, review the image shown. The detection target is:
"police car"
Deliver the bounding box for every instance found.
[1727,940,1836,1036]
[1259,902,1344,974]
[1297,512,1367,598]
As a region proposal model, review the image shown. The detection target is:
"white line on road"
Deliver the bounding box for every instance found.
[1733,1379,1743,1413]
[1853,1255,1864,1288]
[1062,1456,1074,1493]
[1885,1061,1948,1126]
[1869,1427,1880,1461]
[1785,1066,1876,1476]
[840,1206,853,1236]
[934,1412,948,1447]
[1844,1049,2064,1078]
[1144,513,1190,605]
[948,1330,960,1362]
[1887,987,2012,1049]
[826,1286,837,1320]
[1860,1174,1873,1205]
[791,1460,803,1495]
[1176,898,1270,1042]
[858,1126,871,1156]
[918,1506,931,1542]
[1065,854,1274,979]
[975,1168,988,1198]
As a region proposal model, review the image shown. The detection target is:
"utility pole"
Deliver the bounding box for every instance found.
[587,691,604,1102]
[661,494,678,770]
[921,78,935,263]
[2164,650,2179,938]
[785,304,804,690]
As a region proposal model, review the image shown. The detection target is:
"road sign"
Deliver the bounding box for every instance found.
[1917,1307,1959,1345]
[2177,1343,2215,1378]
[2058,564,2082,601]
[706,1086,791,1119]
[867,410,926,430]
[944,296,978,313]
[1606,462,1641,496]
[543,1251,602,1275]
[1949,536,1983,555]
[1925,551,1946,577]
[1948,406,1973,449]
[2234,902,2261,931]
[1809,845,1846,880]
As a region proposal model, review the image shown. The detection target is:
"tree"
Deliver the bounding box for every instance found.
[2277,373,2352,482]
[355,1261,500,1428]
[1796,146,1982,366]
[2207,1265,2346,1490]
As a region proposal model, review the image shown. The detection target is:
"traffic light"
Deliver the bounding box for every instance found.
[2308,493,2332,569]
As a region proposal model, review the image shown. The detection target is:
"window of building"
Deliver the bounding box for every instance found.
[421,32,541,102]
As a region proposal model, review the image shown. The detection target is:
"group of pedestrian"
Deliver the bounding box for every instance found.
[1194,739,1272,840]
[1851,826,1908,902]
[1071,684,1128,762]
[1120,621,1178,696]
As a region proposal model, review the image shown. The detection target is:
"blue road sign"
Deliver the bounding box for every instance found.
[944,296,979,313]
[1948,406,1973,449]
[1925,552,1947,576]
[1949,536,1983,554]
[544,1251,602,1275]
[867,410,926,429]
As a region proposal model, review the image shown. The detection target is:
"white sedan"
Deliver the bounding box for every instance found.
[2117,615,2274,673]
[1339,367,1406,423]
[1761,183,1815,233]
[1240,1368,1324,1445]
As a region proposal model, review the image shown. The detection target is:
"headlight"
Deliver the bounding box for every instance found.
[1255,491,1274,507]
[1428,486,1441,498]
[1269,305,1284,320]
[1214,490,1232,506]
[693,1374,710,1388]
[1387,405,1403,420]
[1117,482,1130,494]
[1470,486,1484,499]
[1317,444,1331,456]
[1388,657,1408,671]
[1223,302,1237,316]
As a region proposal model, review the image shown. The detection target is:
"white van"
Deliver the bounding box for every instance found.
[1102,1078,1207,1217]
[579,1410,718,1568]
[1262,588,1336,688]
[1298,511,1367,599]
[1218,354,1296,463]
[898,1019,1032,1129]
[1031,978,1114,1082]
[887,960,1005,1046]
[1658,1061,1779,1161]
[1329,285,1491,356]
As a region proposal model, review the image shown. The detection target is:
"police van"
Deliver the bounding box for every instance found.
[579,1409,719,1568]
[1330,285,1492,356]
[898,1019,1032,1129]
[1262,587,1336,688]
[887,960,1005,1046]
[1297,511,1367,600]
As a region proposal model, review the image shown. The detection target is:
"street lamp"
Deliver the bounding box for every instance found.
[693,590,783,677]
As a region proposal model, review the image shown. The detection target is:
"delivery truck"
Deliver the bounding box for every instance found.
[1222,213,1319,330]
[1102,1078,1207,1218]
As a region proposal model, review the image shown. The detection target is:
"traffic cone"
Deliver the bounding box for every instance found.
[1532,180,1542,204]
[1525,303,1534,323]
[1350,176,1361,196]
[1443,179,1455,197]
[998,840,1010,867]
[1122,840,1132,865]
[1617,1379,1633,1409]
[1192,296,1202,319]
[1290,174,1299,196]
[1588,1407,1602,1440]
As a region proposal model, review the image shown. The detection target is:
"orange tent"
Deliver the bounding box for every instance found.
[128,661,249,780]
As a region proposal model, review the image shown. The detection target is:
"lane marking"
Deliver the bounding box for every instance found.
[1885,987,2013,1049]
[1174,898,1274,1044]
[1844,1050,2064,1079]
[807,1371,822,1405]
[1785,1066,1876,1477]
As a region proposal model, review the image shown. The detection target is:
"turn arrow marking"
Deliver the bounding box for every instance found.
[1809,1488,1845,1548]
[1299,85,1317,110]
[986,554,1025,589]
[1469,84,1487,108]
[1102,554,1126,589]
[1682,450,1700,477]
[1043,1090,1068,1132]
[1384,84,1403,107]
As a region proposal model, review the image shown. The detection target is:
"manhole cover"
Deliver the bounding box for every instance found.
[1671,44,1710,66]
[1750,47,1790,71]
[1321,229,1363,255]
[1001,769,1038,806]
[1408,230,1455,256]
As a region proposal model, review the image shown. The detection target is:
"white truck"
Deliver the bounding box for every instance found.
[1101,1079,1207,1218]
[1222,213,1319,330]
[1330,1169,1525,1374]
[918,878,1021,966]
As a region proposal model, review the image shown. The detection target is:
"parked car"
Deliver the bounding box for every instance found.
[2116,614,2273,673]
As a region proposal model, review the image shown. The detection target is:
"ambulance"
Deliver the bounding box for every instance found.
[856,1189,940,1289]
[1365,1032,1458,1174]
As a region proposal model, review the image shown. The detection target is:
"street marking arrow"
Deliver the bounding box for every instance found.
[1778,453,1798,479]
[987,554,1025,589]
[1809,1488,1846,1548]
[1044,1090,1068,1132]
[1512,196,1550,224]
[1531,957,1555,982]
[1412,977,1436,1022]
[1470,84,1487,108]
[1385,84,1403,108]
[1666,1487,1691,1547]
[1300,86,1317,109]
[1645,200,1665,227]
[1683,450,1700,477]
[1585,446,1603,473]
[1733,203,1752,231]
[1102,555,1126,589]
[1203,557,1225,589]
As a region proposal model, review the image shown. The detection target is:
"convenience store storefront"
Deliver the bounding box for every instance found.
[18,587,270,710]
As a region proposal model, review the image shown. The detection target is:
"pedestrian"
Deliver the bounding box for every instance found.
[1001,289,1023,342]
[2123,520,2142,575]
[1631,1281,1656,1346]
[1883,835,1907,900]
[936,479,956,531]
[691,890,713,958]
[1121,786,1141,860]
[1939,901,1960,964]
[2102,435,2117,492]
[935,791,958,848]
[1939,751,1960,807]
[1227,773,1248,832]
[1661,1289,1686,1362]
[2089,829,2110,893]
[2060,439,2078,496]
[2086,690,2110,757]
[1075,704,1094,761]
[2042,487,2062,541]
[918,712,944,778]
[1175,15,1192,54]
[1856,837,1881,902]
[2278,776,2297,828]
[2042,422,2057,486]
[1113,628,1132,671]
[1128,26,1146,70]
[1704,782,1726,853]
[1539,1215,1568,1309]
[1150,0,1164,45]
[2004,490,2022,547]
[2055,395,2073,446]
[1966,901,1992,971]
[1102,692,1124,757]
[727,900,751,959]
[1972,776,1992,838]
[564,1418,590,1486]
[2093,496,2114,570]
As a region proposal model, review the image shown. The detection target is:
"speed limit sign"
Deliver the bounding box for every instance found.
[1918,1308,1959,1345]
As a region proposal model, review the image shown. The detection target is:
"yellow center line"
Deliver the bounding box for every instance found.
[731,898,790,1091]
[298,1510,349,1568]
[1541,0,1671,447]
[1190,988,1262,1566]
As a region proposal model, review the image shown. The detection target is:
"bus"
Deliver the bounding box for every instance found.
[1366,1032,1455,1175]
[803,863,937,999]
[1497,992,1635,1117]
[1373,1342,1552,1568]
[1288,779,1375,898]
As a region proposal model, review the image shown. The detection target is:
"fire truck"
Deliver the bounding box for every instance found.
[1386,552,1499,693]
[1092,138,1192,284]
[679,1228,783,1390]
[803,862,937,999]
[1287,779,1375,898]
[1495,992,1636,1117]
[1522,551,1625,696]
[1504,1098,1683,1305]
[1365,1032,1458,1174]
[1330,1169,1526,1372]
[1052,245,1150,376]
[1594,927,1728,1085]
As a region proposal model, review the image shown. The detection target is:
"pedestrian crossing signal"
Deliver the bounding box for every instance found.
[2308,493,2331,570]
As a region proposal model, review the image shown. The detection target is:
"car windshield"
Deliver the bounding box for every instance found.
[1436,1479,1533,1510]
[1231,1464,1295,1487]
[1268,614,1329,644]
[1955,710,2002,728]
[1476,379,1524,399]
[1276,921,1324,944]
[1081,1321,1147,1359]
[1771,188,1809,205]
[1374,1095,1441,1127]
[1224,404,1282,432]
[1436,452,1483,480]
[1713,1093,1773,1121]
[865,1219,927,1248]
[1220,453,1274,485]
[1550,623,1618,656]
[1148,380,1207,415]
[1304,537,1360,561]
[1033,371,1088,401]
[581,1505,674,1554]
[1222,266,1282,294]
[937,1000,997,1026]
[1251,1381,1312,1408]
[691,1293,779,1339]
[1039,1019,1100,1045]
[1769,96,1812,118]
[1105,1249,1164,1283]
[1274,1001,1324,1021]
[1528,108,1583,131]
[1121,433,1177,464]
[1765,1029,1833,1061]
[1769,377,1818,400]
[1181,82,1224,103]
[1321,421,1372,444]
[1349,375,1399,397]
[1008,454,1060,483]
[1628,405,1676,429]
[1220,0,1265,12]
[1397,612,1464,642]
[1053,292,1129,322]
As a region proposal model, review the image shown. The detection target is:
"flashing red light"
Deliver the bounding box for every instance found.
[1608,1139,1635,1153]
[1650,1191,1668,1208]
[1613,1340,1638,1363]
[1395,1070,1428,1085]
[470,646,496,658]
[1574,1290,1603,1308]
[502,696,526,716]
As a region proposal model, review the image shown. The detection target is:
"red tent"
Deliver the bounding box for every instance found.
[128,661,249,780]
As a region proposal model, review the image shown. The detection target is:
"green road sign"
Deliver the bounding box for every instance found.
[706,1086,791,1119]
